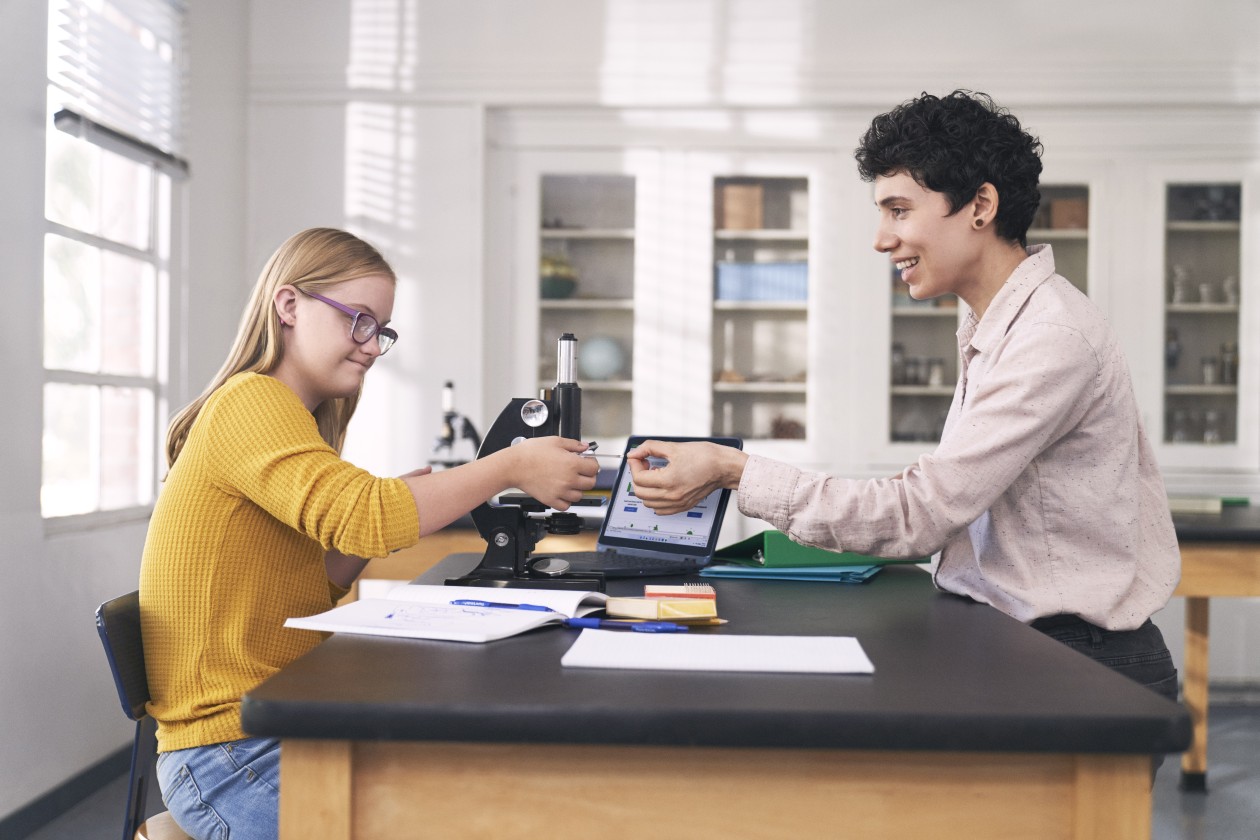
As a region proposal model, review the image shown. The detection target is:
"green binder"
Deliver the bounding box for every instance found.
[714,529,928,568]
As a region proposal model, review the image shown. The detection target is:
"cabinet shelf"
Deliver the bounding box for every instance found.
[538,378,633,392]
[892,385,956,397]
[714,381,807,394]
[714,300,807,312]
[540,228,635,239]
[714,229,807,241]
[1166,303,1239,315]
[1166,221,1241,233]
[1028,227,1088,240]
[541,298,634,310]
[892,306,960,318]
[1160,182,1244,453]
[1165,385,1238,396]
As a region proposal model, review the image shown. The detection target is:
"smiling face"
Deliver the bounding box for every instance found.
[873,171,987,304]
[272,273,396,410]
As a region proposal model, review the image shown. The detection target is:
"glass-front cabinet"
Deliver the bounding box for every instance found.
[537,173,636,439]
[1162,183,1242,447]
[493,115,1260,499]
[503,146,828,458]
[711,176,809,442]
[887,184,1092,445]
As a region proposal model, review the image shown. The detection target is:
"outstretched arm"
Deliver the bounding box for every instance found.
[402,436,599,536]
[626,440,749,516]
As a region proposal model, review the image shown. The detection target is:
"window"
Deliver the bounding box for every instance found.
[43,0,187,519]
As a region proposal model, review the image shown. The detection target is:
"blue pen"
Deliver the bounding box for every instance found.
[450,599,556,612]
[563,617,689,633]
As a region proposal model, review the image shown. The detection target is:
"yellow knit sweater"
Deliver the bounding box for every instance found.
[139,372,419,752]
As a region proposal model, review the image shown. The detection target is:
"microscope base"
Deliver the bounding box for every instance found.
[444,570,605,592]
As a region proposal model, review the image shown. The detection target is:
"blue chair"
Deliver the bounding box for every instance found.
[95,591,191,840]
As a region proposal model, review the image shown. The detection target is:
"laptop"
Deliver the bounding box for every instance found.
[542,435,743,577]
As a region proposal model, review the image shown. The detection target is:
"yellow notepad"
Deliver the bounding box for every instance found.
[605,597,718,620]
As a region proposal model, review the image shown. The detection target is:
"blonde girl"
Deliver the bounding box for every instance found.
[141,228,596,840]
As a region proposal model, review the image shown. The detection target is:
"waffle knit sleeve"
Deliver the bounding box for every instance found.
[201,374,419,558]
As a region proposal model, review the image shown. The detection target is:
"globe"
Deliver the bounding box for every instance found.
[577,336,626,381]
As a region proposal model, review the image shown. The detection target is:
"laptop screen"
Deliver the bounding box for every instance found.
[596,435,743,558]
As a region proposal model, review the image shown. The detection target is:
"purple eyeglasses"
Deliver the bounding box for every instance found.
[298,289,398,354]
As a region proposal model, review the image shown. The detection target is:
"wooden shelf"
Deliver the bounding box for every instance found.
[1166,303,1239,315]
[540,228,634,239]
[540,298,634,310]
[892,306,960,317]
[714,229,808,241]
[1028,227,1088,240]
[892,385,956,397]
[714,300,807,312]
[713,381,807,394]
[1165,385,1239,396]
[537,378,633,392]
[1166,221,1241,233]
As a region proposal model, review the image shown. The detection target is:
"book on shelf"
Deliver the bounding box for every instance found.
[284,584,607,644]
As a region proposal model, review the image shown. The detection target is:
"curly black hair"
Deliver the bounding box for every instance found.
[855,90,1043,247]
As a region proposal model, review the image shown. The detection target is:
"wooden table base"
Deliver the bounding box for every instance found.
[280,740,1151,840]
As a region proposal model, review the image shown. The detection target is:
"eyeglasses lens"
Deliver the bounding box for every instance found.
[351,314,396,354]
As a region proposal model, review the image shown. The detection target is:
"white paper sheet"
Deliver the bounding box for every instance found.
[560,629,875,674]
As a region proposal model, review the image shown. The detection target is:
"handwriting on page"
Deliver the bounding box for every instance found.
[383,603,506,626]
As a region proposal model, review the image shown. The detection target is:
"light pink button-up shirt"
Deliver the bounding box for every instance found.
[738,245,1179,630]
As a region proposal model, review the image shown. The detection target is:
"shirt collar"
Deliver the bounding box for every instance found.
[961,244,1057,353]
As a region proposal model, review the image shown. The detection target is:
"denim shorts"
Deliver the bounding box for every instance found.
[155,736,280,840]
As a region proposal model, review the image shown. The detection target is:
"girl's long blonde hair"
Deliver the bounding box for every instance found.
[166,228,396,466]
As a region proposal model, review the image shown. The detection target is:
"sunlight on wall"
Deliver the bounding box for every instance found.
[601,0,719,104]
[602,3,823,433]
[347,0,419,91]
[343,0,425,472]
[601,0,813,107]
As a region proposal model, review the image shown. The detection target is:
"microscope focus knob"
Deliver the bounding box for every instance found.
[546,512,583,536]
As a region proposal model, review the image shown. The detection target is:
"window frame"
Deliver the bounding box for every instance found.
[42,0,187,528]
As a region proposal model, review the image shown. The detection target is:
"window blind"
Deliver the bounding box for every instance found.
[48,0,188,170]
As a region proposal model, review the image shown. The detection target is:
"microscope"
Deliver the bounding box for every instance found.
[445,333,607,591]
[429,381,482,469]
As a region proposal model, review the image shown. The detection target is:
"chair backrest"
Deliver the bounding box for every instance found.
[96,591,150,721]
[97,590,166,840]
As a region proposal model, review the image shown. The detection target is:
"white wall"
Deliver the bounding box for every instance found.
[0,0,250,822]
[243,0,1260,691]
[4,0,1260,820]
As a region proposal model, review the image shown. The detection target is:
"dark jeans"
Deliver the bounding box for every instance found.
[1032,615,1179,783]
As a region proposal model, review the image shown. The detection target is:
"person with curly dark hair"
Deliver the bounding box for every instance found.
[627,91,1180,759]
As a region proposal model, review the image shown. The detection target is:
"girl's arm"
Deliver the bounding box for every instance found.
[325,548,372,588]
[402,436,598,537]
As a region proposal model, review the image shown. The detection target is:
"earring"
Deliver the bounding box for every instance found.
[973,219,984,229]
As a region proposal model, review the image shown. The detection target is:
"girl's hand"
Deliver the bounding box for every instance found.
[508,437,599,510]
